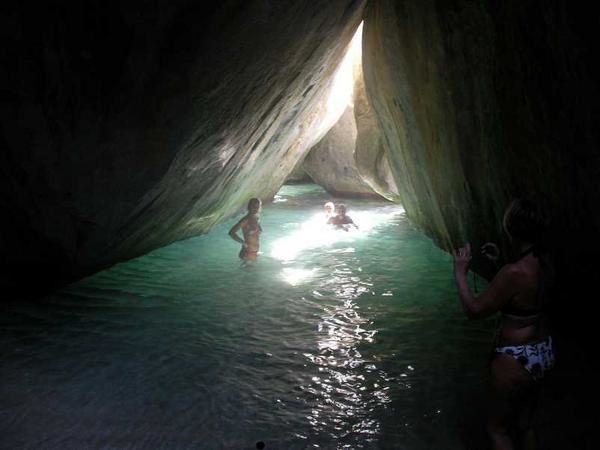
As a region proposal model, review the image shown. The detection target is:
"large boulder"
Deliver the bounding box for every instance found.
[353,64,400,202]
[285,163,312,183]
[302,23,395,200]
[303,106,381,198]
[363,1,600,338]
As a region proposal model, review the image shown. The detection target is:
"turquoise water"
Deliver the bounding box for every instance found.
[0,184,495,449]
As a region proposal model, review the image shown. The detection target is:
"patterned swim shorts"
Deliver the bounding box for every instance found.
[494,336,555,380]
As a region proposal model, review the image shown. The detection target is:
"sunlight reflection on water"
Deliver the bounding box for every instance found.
[299,260,393,441]
[270,207,403,261]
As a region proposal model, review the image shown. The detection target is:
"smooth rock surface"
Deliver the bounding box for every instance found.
[353,64,400,202]
[303,106,380,198]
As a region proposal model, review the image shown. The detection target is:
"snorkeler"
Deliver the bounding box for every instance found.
[327,204,358,231]
[228,198,263,260]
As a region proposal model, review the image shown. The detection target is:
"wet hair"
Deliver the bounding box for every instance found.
[502,198,546,243]
[324,201,334,210]
[247,198,262,210]
[336,203,347,213]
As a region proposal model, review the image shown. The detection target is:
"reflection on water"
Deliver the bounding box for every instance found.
[270,208,402,261]
[303,260,386,441]
[0,183,494,449]
[270,198,406,441]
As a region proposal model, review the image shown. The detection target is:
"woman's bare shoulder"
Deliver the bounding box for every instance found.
[498,259,538,291]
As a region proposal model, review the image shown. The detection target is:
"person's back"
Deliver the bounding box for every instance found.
[496,250,550,346]
[453,198,555,449]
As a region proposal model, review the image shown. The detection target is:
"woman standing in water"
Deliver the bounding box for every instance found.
[453,199,555,450]
[229,198,262,261]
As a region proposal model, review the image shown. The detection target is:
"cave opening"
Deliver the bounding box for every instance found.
[286,22,373,194]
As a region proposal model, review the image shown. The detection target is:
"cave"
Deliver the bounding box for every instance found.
[1,1,599,448]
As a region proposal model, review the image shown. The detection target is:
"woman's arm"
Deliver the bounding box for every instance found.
[453,243,518,318]
[228,219,247,246]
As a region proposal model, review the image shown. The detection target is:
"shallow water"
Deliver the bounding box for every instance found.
[0,183,494,449]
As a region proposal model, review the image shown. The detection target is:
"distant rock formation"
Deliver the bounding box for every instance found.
[303,106,382,199]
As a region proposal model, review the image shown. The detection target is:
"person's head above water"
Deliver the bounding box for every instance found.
[247,198,262,215]
[336,204,347,216]
[502,198,546,243]
[324,202,335,214]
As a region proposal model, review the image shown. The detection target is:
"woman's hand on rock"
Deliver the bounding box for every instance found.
[452,243,472,274]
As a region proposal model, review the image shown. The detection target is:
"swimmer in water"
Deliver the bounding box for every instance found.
[229,198,263,260]
[323,201,335,222]
[327,203,358,231]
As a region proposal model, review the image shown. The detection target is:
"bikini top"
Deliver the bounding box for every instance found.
[500,246,545,318]
[242,216,262,235]
[246,223,261,233]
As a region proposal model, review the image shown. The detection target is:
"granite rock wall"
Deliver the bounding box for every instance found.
[362,1,600,339]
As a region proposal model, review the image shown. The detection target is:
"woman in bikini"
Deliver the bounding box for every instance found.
[229,198,263,261]
[453,198,554,450]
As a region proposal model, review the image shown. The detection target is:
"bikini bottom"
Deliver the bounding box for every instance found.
[494,336,555,381]
[239,248,258,260]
